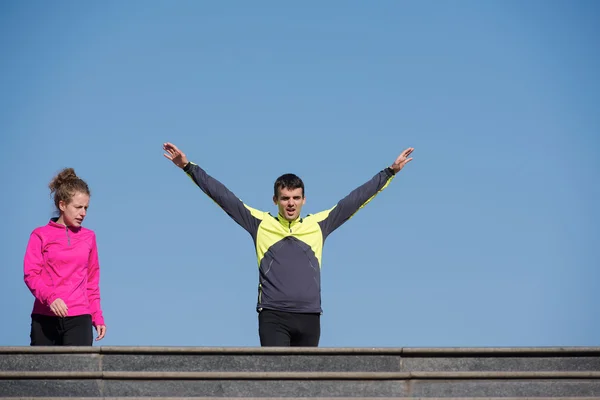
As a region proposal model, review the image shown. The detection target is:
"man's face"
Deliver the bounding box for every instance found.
[274,187,305,222]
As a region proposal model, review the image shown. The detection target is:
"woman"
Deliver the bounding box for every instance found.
[24,168,106,345]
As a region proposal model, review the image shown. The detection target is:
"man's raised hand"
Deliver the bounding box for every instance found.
[163,142,189,169]
[391,147,414,174]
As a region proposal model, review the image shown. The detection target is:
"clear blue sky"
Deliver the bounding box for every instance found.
[1,1,598,347]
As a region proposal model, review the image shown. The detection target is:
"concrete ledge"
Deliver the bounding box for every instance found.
[2,347,598,398]
[5,398,600,400]
[2,371,600,380]
[0,347,101,354]
[3,380,599,397]
[2,346,599,355]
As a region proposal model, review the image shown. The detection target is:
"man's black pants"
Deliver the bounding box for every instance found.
[258,309,320,347]
[30,314,93,346]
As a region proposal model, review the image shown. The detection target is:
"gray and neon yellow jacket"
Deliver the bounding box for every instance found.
[183,162,396,314]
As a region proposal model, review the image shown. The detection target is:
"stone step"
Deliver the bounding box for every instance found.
[1,347,599,398]
[2,378,600,397]
[1,347,599,373]
[2,371,600,378]
[4,398,600,400]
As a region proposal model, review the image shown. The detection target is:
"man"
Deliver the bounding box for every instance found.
[163,142,414,346]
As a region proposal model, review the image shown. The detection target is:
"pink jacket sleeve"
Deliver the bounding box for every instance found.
[24,232,57,306]
[87,233,105,327]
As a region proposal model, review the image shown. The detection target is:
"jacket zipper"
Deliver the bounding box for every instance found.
[65,226,70,246]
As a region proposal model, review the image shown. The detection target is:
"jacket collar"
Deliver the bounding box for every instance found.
[48,217,81,233]
[274,213,303,228]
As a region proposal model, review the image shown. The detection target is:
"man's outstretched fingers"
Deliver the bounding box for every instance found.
[165,142,180,153]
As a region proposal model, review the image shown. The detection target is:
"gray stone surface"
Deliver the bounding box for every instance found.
[402,356,600,372]
[0,354,101,372]
[104,379,407,397]
[0,379,102,397]
[103,354,401,372]
[403,347,600,355]
[1,347,600,398]
[0,346,99,354]
[410,379,600,397]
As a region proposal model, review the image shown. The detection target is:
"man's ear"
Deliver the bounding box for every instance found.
[302,197,306,205]
[273,195,278,205]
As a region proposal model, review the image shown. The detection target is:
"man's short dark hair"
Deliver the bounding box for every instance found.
[274,174,305,198]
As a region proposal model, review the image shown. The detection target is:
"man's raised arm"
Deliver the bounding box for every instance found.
[163,142,261,235]
[316,147,414,239]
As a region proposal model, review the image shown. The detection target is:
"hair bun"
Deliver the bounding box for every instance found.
[49,168,78,194]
